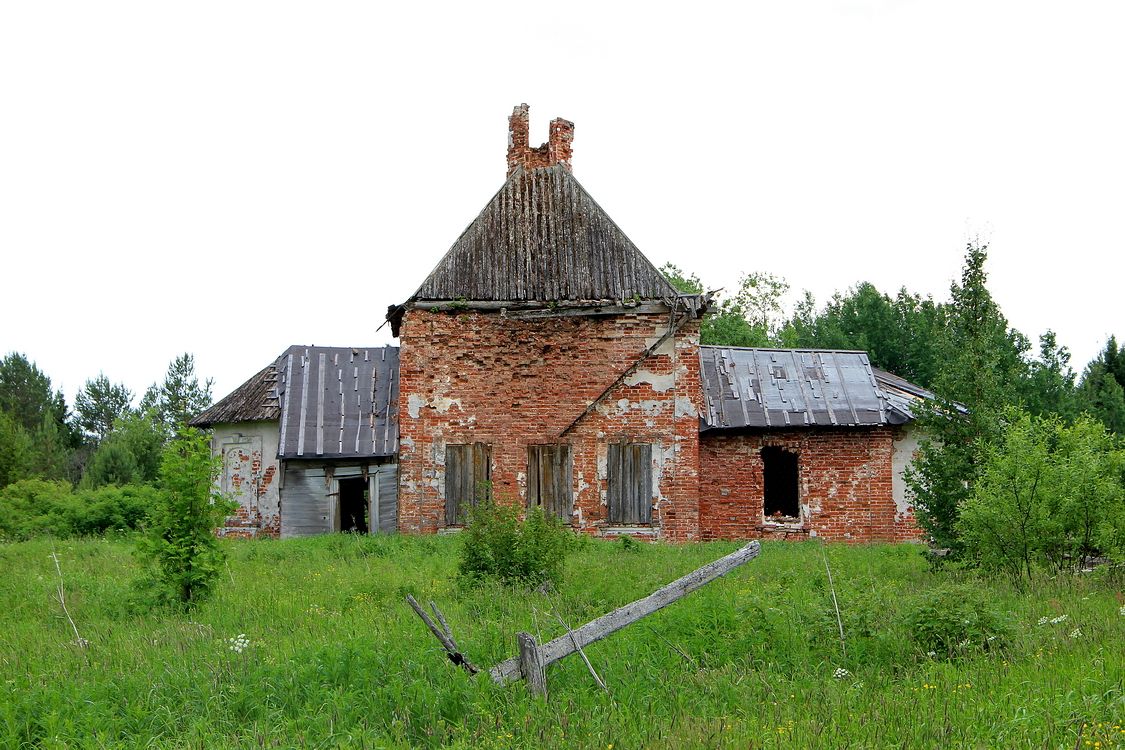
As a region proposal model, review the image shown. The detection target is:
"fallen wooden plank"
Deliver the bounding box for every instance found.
[490,540,760,684]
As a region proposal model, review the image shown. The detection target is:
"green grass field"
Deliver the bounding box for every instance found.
[1,535,1122,749]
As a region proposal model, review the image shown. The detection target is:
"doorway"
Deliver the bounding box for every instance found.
[338,477,368,533]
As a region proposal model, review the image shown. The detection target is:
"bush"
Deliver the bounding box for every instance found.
[905,583,1011,659]
[0,478,155,539]
[457,499,572,587]
[135,427,235,607]
[958,409,1125,579]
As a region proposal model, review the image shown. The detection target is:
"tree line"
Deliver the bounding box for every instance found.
[0,353,213,490]
[662,246,1123,432]
[665,242,1125,575]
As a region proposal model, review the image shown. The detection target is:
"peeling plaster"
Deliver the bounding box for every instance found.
[644,327,675,356]
[624,369,675,393]
[407,393,463,419]
[674,396,698,418]
[600,398,668,418]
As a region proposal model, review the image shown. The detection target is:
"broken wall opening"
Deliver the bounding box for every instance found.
[761,446,799,520]
[338,477,368,533]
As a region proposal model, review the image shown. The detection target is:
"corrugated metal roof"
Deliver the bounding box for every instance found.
[276,345,399,459]
[410,165,679,303]
[189,364,280,427]
[699,347,908,430]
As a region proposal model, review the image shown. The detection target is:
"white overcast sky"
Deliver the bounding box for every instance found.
[2,1,1123,407]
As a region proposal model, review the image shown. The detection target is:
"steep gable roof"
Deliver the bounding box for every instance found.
[410,165,679,304]
[189,364,280,427]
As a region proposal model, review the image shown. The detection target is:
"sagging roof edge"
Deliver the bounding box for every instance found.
[697,346,935,432]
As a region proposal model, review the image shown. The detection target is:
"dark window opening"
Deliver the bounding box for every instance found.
[528,444,573,520]
[607,442,653,525]
[762,447,799,520]
[338,477,368,533]
[445,443,491,525]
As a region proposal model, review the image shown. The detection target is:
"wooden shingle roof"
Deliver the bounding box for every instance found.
[410,165,679,304]
[189,364,280,427]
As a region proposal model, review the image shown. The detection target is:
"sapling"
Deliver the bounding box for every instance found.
[135,426,235,607]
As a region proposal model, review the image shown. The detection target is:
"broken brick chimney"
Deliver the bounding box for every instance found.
[506,103,575,176]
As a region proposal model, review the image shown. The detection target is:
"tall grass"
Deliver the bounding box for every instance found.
[1,535,1122,748]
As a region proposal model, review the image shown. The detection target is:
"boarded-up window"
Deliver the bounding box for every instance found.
[445,443,491,525]
[527,445,573,520]
[607,442,653,525]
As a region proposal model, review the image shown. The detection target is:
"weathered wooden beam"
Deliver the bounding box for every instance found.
[557,309,695,438]
[490,540,761,684]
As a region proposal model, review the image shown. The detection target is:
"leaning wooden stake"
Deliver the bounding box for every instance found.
[491,540,761,686]
[554,609,608,693]
[405,594,479,675]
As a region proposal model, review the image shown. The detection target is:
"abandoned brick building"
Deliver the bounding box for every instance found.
[196,104,930,543]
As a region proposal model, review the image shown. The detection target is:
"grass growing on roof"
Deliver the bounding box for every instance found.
[1,535,1123,748]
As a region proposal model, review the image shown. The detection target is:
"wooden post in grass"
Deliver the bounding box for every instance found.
[517,632,547,698]
[490,540,761,691]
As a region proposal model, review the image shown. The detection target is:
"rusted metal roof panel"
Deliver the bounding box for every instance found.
[699,347,899,430]
[871,366,967,421]
[189,364,280,427]
[277,345,399,459]
[411,165,678,303]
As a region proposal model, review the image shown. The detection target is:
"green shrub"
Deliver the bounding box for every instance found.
[958,409,1125,579]
[457,499,572,587]
[905,582,1011,659]
[0,479,74,539]
[0,479,155,539]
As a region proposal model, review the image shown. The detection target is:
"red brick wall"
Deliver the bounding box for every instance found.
[396,308,702,541]
[699,428,921,542]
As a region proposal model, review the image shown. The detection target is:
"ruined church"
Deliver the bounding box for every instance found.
[192,105,930,543]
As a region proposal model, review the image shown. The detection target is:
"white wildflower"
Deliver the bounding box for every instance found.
[1068,628,1082,639]
[227,633,251,654]
[927,651,937,658]
[1037,617,1049,626]
[956,638,972,649]
[1049,614,1068,625]
[986,635,997,642]
[1119,605,1125,617]
[833,667,850,679]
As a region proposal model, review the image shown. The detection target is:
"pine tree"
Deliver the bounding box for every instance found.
[907,242,1030,552]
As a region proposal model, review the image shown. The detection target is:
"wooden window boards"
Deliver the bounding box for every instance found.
[527,444,573,520]
[607,442,653,525]
[445,443,491,525]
